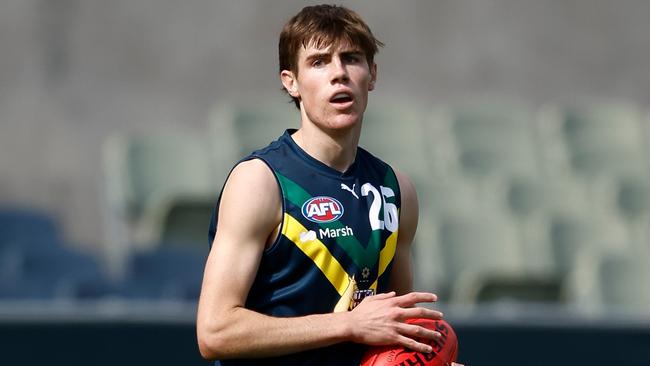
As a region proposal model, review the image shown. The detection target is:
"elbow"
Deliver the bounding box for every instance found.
[197,328,224,360]
[197,330,214,360]
[196,314,220,360]
[197,304,246,359]
[197,321,234,360]
[198,339,218,360]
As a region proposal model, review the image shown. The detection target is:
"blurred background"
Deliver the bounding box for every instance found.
[2,0,650,364]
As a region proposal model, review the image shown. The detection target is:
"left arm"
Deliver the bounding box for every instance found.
[388,169,420,296]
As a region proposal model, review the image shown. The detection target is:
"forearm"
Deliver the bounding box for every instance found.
[198,306,352,360]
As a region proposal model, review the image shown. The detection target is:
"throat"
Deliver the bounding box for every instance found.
[291,129,358,173]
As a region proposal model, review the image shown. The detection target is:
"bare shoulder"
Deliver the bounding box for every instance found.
[393,168,419,244]
[225,158,278,192]
[393,169,418,210]
[217,158,281,238]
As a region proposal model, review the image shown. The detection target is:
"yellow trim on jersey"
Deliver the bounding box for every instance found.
[283,213,399,296]
[282,213,349,296]
[370,229,399,291]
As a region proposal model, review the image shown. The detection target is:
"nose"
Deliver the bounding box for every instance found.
[330,58,349,84]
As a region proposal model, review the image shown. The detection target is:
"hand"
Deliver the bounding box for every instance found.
[345,291,444,353]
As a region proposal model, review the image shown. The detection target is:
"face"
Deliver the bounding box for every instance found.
[281,40,377,132]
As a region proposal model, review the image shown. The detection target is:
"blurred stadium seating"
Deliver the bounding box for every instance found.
[115,245,206,301]
[209,100,299,159]
[101,131,218,278]
[2,98,650,318]
[0,206,207,303]
[596,250,650,315]
[0,208,111,300]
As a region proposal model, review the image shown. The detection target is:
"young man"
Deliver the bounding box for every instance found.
[197,5,444,365]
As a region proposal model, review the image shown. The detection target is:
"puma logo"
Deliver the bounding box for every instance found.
[340,183,359,199]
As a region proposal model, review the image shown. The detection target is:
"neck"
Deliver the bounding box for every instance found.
[291,121,361,173]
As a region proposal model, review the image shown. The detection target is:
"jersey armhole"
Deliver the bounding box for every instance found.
[209,156,285,253]
[243,156,286,254]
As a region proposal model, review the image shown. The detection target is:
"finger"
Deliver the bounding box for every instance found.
[396,322,442,341]
[366,291,396,301]
[393,292,437,307]
[399,307,444,321]
[395,334,434,354]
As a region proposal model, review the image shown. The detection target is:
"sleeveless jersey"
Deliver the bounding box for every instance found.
[208,129,402,366]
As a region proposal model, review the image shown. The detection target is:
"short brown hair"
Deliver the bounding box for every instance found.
[279,5,383,108]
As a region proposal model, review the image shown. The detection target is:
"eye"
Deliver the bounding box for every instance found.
[343,54,360,63]
[311,58,325,67]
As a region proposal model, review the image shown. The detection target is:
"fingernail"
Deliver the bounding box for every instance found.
[425,345,433,353]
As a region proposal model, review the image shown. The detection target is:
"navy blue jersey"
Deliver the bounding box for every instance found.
[208,129,401,365]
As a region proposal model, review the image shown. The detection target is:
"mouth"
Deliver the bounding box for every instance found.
[329,92,354,108]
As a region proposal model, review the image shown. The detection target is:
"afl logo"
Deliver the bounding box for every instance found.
[301,196,344,223]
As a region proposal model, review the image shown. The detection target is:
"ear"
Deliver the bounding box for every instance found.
[368,63,378,91]
[280,70,300,97]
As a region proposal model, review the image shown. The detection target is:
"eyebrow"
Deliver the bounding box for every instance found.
[305,52,330,63]
[340,49,364,58]
[304,49,364,63]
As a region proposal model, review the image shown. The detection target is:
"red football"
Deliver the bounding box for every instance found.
[360,319,459,366]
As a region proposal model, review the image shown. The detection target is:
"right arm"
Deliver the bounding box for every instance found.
[196,159,442,360]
